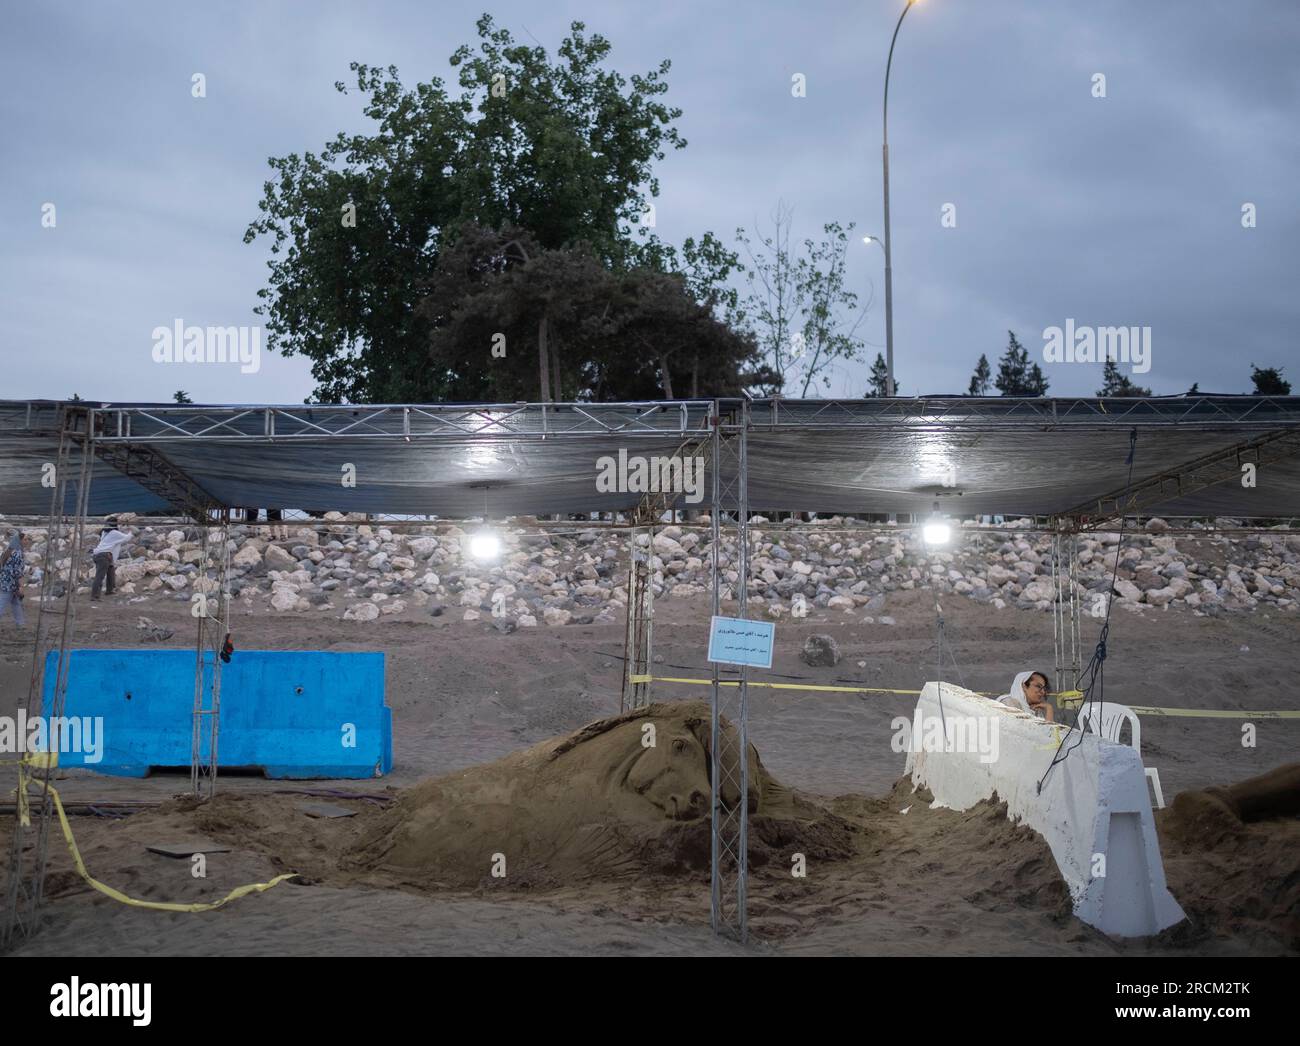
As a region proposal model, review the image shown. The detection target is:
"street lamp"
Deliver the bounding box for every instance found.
[881,0,920,398]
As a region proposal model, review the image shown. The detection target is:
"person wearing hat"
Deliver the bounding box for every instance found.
[90,518,133,601]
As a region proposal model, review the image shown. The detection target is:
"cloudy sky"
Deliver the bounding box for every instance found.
[3,0,1297,404]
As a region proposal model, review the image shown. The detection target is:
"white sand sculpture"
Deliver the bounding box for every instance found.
[904,682,1185,938]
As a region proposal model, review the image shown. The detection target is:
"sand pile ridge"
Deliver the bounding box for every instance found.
[350,700,858,888]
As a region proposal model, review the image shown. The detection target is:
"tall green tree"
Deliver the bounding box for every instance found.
[416,223,761,401]
[994,331,1049,396]
[793,221,866,396]
[244,16,691,403]
[1097,360,1151,397]
[1250,363,1291,394]
[737,202,866,396]
[967,353,991,396]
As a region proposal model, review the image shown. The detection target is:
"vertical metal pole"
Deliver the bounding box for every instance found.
[709,411,723,933]
[191,514,228,799]
[1069,532,1082,690]
[2,422,67,945]
[882,143,895,397]
[881,1,914,398]
[28,435,94,917]
[191,525,208,797]
[621,525,654,713]
[708,402,750,943]
[640,539,654,710]
[735,401,750,940]
[621,527,638,715]
[208,515,229,792]
[1052,530,1064,694]
[3,410,93,946]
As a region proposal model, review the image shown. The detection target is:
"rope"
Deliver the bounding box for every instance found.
[1038,428,1138,793]
[934,601,948,733]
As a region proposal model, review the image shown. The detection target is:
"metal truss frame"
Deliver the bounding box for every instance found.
[709,402,750,942]
[1,415,95,948]
[10,395,1295,446]
[1050,529,1083,698]
[750,395,1300,431]
[191,516,231,798]
[1057,428,1300,528]
[620,526,655,715]
[620,430,714,712]
[82,401,717,443]
[90,441,220,523]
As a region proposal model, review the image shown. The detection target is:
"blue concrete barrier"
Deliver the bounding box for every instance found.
[45,650,392,779]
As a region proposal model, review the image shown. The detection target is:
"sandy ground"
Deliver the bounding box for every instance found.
[2,587,1297,956]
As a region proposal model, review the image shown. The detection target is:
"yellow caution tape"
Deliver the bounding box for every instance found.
[631,674,1300,719]
[651,674,924,694]
[11,755,298,912]
[2,751,59,826]
[1125,706,1300,719]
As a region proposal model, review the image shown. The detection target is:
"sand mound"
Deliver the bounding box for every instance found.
[1156,763,1300,951]
[350,701,858,888]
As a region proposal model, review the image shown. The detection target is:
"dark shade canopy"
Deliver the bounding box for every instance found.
[2,396,1298,520]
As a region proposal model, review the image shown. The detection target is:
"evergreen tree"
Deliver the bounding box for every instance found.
[967,353,991,396]
[1250,363,1291,395]
[866,353,891,397]
[994,331,1049,396]
[1025,362,1049,396]
[1097,359,1152,397]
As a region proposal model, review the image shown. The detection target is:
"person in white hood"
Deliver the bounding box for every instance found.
[999,670,1055,722]
[90,518,133,600]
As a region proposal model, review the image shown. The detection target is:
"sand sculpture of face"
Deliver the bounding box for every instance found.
[618,717,711,820]
[354,701,763,886]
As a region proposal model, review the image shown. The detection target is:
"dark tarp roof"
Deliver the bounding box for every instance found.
[2,397,1299,519]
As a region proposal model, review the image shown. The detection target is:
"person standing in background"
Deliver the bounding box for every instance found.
[90,518,133,601]
[0,530,30,626]
[265,508,290,541]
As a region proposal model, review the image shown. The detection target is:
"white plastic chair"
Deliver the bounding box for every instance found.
[1076,701,1164,808]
